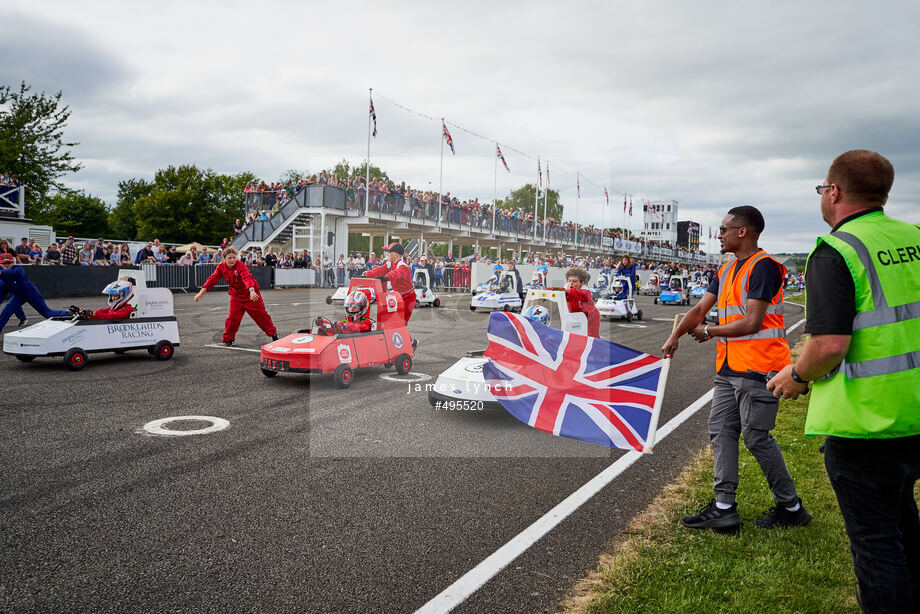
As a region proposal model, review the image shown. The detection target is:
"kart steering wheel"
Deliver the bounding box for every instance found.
[313,316,333,335]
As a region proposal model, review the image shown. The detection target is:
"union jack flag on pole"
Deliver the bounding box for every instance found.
[577,175,581,198]
[369,97,377,137]
[496,144,510,172]
[442,121,455,155]
[483,312,669,452]
[604,185,609,205]
[623,195,627,213]
[538,157,542,188]
[629,197,633,217]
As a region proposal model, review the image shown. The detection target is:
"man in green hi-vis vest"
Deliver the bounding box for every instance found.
[769,150,920,614]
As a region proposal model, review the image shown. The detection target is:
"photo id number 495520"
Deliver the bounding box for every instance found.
[434,400,484,411]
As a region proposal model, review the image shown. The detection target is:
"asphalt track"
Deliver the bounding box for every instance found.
[0,288,804,613]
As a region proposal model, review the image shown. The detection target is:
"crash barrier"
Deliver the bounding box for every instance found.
[30,264,272,299]
[274,268,315,287]
[143,264,191,292]
[193,263,227,289]
[470,263,609,291]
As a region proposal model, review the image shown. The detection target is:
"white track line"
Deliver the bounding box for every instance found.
[415,388,715,614]
[204,344,261,353]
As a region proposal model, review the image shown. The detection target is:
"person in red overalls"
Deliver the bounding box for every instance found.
[565,267,601,338]
[313,291,374,336]
[193,246,278,346]
[364,242,415,324]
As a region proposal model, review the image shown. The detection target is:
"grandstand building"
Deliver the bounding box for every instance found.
[640,200,678,244]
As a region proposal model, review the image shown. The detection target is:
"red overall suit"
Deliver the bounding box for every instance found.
[365,259,415,323]
[566,287,601,338]
[202,261,277,342]
[88,304,135,320]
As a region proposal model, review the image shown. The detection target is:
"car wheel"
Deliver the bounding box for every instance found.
[433,298,440,307]
[654,297,658,304]
[15,355,35,362]
[503,304,511,312]
[154,341,174,361]
[325,296,333,305]
[625,310,632,322]
[395,353,412,375]
[637,310,643,320]
[333,364,353,389]
[65,348,87,371]
[469,305,476,312]
[261,367,278,378]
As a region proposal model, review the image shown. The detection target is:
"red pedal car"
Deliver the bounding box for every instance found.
[259,278,415,388]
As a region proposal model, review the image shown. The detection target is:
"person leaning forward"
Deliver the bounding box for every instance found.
[768,150,920,614]
[662,205,810,532]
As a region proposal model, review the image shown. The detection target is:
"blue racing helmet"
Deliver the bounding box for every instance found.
[523,305,550,326]
[102,279,134,310]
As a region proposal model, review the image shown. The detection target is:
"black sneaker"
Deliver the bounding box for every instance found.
[271,335,279,341]
[224,340,235,347]
[18,318,28,327]
[411,338,418,352]
[755,497,811,528]
[681,499,741,532]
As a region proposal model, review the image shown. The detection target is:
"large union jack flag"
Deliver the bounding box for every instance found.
[496,144,510,172]
[369,97,377,137]
[483,312,666,452]
[442,121,455,155]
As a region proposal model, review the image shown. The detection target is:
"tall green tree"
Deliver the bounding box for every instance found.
[108,177,152,240]
[495,184,563,220]
[328,158,390,183]
[40,190,111,238]
[0,81,82,217]
[132,165,255,244]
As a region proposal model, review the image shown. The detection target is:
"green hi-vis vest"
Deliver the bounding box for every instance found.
[805,211,920,438]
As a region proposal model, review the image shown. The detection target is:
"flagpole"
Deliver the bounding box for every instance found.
[366,88,372,213]
[645,314,681,453]
[493,142,497,239]
[438,117,444,228]
[575,172,580,250]
[533,156,539,242]
[542,161,548,242]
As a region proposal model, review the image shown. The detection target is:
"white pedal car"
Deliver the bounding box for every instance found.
[641,273,662,296]
[431,288,588,408]
[595,275,643,322]
[469,271,523,312]
[521,270,546,294]
[413,268,441,307]
[3,285,180,370]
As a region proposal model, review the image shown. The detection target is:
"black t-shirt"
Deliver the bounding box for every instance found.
[707,253,783,380]
[800,209,884,335]
[264,253,278,267]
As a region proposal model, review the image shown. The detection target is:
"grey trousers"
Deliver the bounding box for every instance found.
[710,374,798,506]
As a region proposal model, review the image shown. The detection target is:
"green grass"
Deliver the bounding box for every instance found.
[564,374,862,613]
[786,293,806,305]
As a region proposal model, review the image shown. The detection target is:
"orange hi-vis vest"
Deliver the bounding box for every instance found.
[715,249,790,374]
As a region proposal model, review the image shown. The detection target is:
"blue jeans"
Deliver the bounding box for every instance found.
[824,434,920,613]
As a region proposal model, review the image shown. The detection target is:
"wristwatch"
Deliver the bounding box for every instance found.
[790,367,808,384]
[703,325,712,340]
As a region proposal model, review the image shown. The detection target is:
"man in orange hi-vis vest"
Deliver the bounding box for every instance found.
[662,206,809,533]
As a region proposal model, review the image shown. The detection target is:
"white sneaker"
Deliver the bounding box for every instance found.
[18,318,28,327]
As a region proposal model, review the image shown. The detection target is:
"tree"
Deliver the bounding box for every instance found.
[0,81,82,217]
[108,178,152,240]
[327,158,390,183]
[495,184,563,220]
[40,190,111,238]
[132,165,256,244]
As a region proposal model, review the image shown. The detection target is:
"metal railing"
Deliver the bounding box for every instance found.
[142,264,191,292]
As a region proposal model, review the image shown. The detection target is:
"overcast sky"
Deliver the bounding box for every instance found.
[5,0,919,252]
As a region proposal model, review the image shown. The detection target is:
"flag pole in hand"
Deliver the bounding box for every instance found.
[644,314,681,453]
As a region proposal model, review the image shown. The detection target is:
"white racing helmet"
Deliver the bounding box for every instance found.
[523,304,550,326]
[102,280,134,310]
[612,279,624,294]
[344,290,370,322]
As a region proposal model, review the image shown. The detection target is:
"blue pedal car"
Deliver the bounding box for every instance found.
[655,276,689,306]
